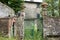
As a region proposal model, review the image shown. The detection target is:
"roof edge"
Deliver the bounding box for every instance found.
[24,1,42,4]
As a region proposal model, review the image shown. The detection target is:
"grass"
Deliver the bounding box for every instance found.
[24,19,43,40]
[0,28,42,40]
[0,19,43,40]
[24,29,43,40]
[0,37,15,40]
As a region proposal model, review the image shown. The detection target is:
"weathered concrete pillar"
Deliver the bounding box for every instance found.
[15,11,25,40]
[41,2,48,40]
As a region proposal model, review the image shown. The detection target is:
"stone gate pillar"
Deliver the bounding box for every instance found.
[15,10,25,40]
[41,2,48,40]
[41,2,48,16]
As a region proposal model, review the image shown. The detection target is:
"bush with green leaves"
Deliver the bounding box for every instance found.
[45,0,60,17]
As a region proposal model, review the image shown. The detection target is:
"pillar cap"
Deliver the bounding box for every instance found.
[41,2,48,8]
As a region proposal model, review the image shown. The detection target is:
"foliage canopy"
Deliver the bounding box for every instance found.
[45,0,60,17]
[0,0,24,13]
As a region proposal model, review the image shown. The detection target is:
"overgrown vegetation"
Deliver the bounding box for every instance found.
[0,37,15,40]
[24,19,43,40]
[0,0,24,13]
[45,0,59,17]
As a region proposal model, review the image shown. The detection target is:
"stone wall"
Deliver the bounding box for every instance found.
[0,2,15,37]
[47,37,60,40]
[43,16,60,40]
[0,2,15,18]
[0,18,14,37]
[0,18,9,36]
